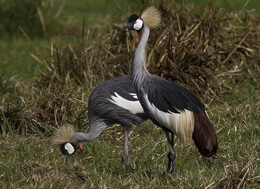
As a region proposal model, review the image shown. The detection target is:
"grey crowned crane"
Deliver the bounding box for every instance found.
[52,75,148,169]
[122,6,218,174]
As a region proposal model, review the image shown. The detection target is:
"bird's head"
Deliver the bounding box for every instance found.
[122,14,144,32]
[60,142,82,162]
[122,6,161,32]
[52,124,82,162]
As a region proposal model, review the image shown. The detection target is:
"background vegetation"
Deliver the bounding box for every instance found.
[0,0,259,188]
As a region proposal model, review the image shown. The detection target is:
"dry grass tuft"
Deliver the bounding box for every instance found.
[144,1,260,99]
[26,0,259,103]
[0,0,259,138]
[52,124,75,145]
[1,0,260,135]
[141,6,161,29]
[37,0,260,101]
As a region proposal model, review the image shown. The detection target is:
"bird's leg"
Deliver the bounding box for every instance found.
[122,127,132,169]
[127,138,132,167]
[170,132,176,174]
[164,131,176,174]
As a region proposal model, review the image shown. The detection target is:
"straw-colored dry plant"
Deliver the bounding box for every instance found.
[1,0,259,134]
[34,0,260,100]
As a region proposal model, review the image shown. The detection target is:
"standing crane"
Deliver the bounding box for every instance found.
[122,6,218,174]
[52,75,148,169]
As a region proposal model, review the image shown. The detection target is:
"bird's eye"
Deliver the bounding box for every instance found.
[133,19,143,30]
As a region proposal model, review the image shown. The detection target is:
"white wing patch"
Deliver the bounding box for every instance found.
[129,93,138,99]
[144,94,194,143]
[108,92,144,114]
[64,143,75,154]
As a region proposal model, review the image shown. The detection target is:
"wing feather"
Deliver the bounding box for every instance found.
[143,77,205,114]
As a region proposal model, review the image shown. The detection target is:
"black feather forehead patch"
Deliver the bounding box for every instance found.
[128,14,139,23]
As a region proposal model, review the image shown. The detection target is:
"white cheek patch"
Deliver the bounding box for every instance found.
[134,19,143,30]
[64,143,75,154]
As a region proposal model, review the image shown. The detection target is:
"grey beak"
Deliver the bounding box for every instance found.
[65,154,71,162]
[122,22,134,29]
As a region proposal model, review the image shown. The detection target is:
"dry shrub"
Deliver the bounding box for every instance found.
[38,0,260,99]
[145,1,260,98]
[0,77,89,135]
[2,0,260,134]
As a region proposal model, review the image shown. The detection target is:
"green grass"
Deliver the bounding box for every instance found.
[0,0,140,80]
[0,91,259,188]
[0,75,259,188]
[1,0,260,80]
[0,39,49,79]
[188,0,260,11]
[59,0,141,28]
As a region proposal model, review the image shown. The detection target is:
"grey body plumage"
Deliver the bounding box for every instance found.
[123,6,218,174]
[88,75,147,130]
[57,75,148,168]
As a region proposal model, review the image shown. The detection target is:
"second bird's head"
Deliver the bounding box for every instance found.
[122,14,144,32]
[60,142,82,162]
[52,124,83,162]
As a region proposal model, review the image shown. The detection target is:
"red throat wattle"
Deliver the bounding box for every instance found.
[77,142,83,151]
[138,32,142,42]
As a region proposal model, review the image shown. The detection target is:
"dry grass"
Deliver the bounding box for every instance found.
[0,95,259,188]
[147,1,260,99]
[1,0,258,131]
[31,0,260,100]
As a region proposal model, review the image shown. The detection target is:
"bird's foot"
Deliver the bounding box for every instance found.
[122,155,131,170]
[166,152,176,175]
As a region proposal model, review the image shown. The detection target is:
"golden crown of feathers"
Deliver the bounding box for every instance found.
[141,6,161,29]
[52,124,75,145]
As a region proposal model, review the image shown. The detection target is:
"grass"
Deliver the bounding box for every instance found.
[59,0,141,28]
[0,92,259,188]
[0,0,140,80]
[188,0,260,11]
[0,0,260,188]
[1,0,260,80]
[0,39,49,80]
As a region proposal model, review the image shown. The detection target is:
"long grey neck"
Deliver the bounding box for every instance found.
[71,119,107,144]
[132,24,152,89]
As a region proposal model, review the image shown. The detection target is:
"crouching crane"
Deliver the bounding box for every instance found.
[122,6,218,174]
[52,75,148,169]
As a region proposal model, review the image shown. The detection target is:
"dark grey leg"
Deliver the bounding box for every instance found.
[127,139,132,167]
[122,127,132,169]
[164,131,176,174]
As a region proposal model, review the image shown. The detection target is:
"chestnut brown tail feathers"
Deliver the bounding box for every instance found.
[192,112,218,157]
